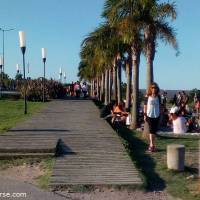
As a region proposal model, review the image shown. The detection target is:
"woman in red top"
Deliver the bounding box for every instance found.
[112,102,128,124]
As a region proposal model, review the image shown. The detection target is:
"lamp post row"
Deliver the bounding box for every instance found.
[1,30,66,114]
[0,56,3,97]
[0,28,15,74]
[59,68,66,83]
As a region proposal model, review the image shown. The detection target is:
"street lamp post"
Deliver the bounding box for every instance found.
[16,64,20,74]
[63,72,66,84]
[0,28,14,74]
[59,67,62,83]
[0,56,3,97]
[16,64,20,90]
[18,31,27,114]
[41,48,46,102]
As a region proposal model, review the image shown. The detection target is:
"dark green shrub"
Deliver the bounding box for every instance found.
[17,78,65,101]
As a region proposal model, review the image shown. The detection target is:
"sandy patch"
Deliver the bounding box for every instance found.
[57,188,178,200]
[0,163,45,184]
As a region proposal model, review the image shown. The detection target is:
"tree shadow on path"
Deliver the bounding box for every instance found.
[113,124,166,192]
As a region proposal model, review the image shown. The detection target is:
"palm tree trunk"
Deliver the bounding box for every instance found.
[104,69,109,105]
[117,59,122,104]
[99,75,102,101]
[144,27,156,89]
[125,57,132,110]
[108,68,112,103]
[98,76,101,100]
[100,73,104,102]
[96,77,99,100]
[99,77,101,100]
[112,59,117,102]
[130,46,141,129]
[94,78,97,98]
[91,79,95,97]
[146,56,154,89]
[90,80,93,97]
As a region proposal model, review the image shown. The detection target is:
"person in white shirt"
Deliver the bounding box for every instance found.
[144,82,162,152]
[81,82,88,98]
[169,106,187,134]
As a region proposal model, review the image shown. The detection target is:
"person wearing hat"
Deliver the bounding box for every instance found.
[169,106,187,134]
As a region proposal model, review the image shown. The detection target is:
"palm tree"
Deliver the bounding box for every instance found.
[90,24,126,104]
[80,23,121,104]
[124,54,132,109]
[103,0,143,128]
[108,68,112,103]
[79,38,100,98]
[141,0,178,88]
[112,58,117,102]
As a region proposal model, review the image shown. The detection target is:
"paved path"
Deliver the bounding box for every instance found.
[0,99,142,188]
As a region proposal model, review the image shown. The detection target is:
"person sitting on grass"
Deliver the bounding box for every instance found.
[169,106,187,134]
[111,101,128,124]
[101,101,116,120]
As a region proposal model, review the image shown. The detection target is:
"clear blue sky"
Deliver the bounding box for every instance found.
[0,0,199,90]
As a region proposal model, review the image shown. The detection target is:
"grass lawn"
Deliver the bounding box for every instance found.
[94,100,200,200]
[115,125,200,200]
[0,99,45,134]
[0,100,54,189]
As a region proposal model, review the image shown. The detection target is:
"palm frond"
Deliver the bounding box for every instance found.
[156,20,179,55]
[157,2,177,20]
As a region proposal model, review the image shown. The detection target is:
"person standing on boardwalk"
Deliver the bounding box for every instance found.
[70,81,74,96]
[74,81,81,98]
[144,82,161,152]
[81,82,88,98]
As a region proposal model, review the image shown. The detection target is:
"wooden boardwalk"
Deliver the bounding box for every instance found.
[0,99,142,187]
[49,100,142,187]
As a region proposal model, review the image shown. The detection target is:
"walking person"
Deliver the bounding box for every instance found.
[161,91,167,108]
[81,82,88,98]
[176,92,182,107]
[70,81,74,96]
[144,82,161,152]
[194,93,198,105]
[74,81,81,98]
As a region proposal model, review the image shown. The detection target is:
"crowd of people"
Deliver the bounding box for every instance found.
[66,80,199,152]
[101,84,200,153]
[102,89,200,133]
[162,91,200,134]
[66,81,88,98]
[138,85,200,152]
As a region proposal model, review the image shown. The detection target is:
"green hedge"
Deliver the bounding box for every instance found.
[17,78,65,101]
